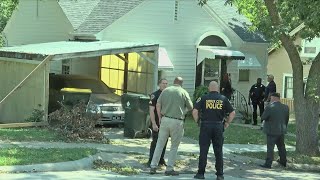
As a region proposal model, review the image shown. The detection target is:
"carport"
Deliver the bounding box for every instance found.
[0,41,161,124]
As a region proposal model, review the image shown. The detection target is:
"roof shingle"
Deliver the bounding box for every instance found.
[74,0,145,34]
[59,0,100,30]
[58,0,266,43]
[206,0,267,43]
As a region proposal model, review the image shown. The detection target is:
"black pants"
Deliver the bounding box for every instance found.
[197,123,224,176]
[148,130,167,163]
[252,102,264,124]
[265,134,287,166]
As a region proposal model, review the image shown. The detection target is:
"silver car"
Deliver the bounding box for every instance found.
[87,93,125,126]
[49,74,125,127]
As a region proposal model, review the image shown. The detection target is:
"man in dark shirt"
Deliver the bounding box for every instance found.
[147,78,168,166]
[249,78,266,125]
[192,81,236,180]
[260,92,289,169]
[265,74,277,102]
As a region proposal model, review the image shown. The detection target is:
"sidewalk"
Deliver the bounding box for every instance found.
[0,128,319,179]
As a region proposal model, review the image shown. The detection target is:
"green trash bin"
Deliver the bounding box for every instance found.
[121,93,152,138]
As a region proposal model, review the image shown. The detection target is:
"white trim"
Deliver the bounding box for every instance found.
[0,57,41,65]
[196,31,232,47]
[289,23,305,36]
[202,5,243,44]
[268,23,305,54]
[197,46,245,65]
[282,73,293,98]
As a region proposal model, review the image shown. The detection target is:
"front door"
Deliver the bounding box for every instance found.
[202,58,221,86]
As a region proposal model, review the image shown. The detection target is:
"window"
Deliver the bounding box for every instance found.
[203,59,220,86]
[238,69,249,81]
[62,65,70,74]
[304,47,316,54]
[62,59,71,74]
[284,76,293,98]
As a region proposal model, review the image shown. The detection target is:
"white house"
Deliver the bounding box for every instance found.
[2,0,269,98]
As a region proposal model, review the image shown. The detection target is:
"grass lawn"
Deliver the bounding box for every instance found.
[287,123,320,137]
[233,151,320,165]
[0,147,97,166]
[184,117,296,146]
[0,128,64,142]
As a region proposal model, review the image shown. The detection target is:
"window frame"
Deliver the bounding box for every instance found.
[238,69,250,82]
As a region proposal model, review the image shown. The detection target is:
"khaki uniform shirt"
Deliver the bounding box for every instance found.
[157,84,193,120]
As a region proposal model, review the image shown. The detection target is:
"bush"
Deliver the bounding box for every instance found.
[193,85,208,101]
[25,104,45,122]
[48,101,104,141]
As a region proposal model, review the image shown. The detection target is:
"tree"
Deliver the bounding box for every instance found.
[199,0,320,155]
[0,0,18,46]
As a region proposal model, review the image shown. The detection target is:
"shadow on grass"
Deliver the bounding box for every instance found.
[184,117,296,146]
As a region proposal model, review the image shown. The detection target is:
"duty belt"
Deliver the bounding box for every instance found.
[201,121,223,124]
[163,115,184,120]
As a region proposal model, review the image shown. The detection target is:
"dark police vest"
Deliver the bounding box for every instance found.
[249,83,265,103]
[194,91,234,123]
[149,89,162,126]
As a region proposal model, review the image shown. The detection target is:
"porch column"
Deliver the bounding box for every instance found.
[220,58,227,83]
[124,53,129,93]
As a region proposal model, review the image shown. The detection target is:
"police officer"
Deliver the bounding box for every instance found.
[147,78,168,166]
[193,81,235,180]
[249,78,265,125]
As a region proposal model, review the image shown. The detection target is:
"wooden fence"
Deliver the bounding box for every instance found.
[281,98,294,112]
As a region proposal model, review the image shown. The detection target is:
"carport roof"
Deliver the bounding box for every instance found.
[0,41,159,61]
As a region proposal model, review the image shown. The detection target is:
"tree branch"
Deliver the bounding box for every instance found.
[264,0,304,96]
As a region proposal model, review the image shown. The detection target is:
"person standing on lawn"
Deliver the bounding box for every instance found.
[149,77,193,176]
[264,74,277,102]
[249,78,265,125]
[147,78,168,167]
[260,92,289,169]
[192,81,236,180]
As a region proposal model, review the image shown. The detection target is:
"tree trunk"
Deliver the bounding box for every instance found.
[264,0,320,155]
[296,54,320,155]
[296,98,320,155]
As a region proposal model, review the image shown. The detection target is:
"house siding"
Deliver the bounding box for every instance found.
[50,61,62,74]
[99,0,247,95]
[70,57,100,79]
[3,0,73,46]
[268,38,310,98]
[235,43,268,99]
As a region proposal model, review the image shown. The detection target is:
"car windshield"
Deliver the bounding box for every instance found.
[89,93,120,104]
[50,74,113,94]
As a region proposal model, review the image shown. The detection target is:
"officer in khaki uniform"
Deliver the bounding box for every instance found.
[150,77,193,176]
[193,81,235,180]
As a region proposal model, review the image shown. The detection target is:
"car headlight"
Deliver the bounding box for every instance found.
[118,106,124,111]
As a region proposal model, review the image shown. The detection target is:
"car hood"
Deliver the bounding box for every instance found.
[89,93,121,104]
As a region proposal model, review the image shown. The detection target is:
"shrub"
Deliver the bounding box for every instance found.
[25,104,45,122]
[193,85,208,102]
[48,101,104,141]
